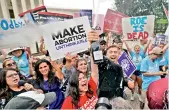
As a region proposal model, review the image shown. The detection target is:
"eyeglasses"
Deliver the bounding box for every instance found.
[6,73,19,78]
[6,62,16,67]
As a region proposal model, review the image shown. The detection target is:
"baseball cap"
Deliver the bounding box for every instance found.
[149,47,163,55]
[4,91,56,109]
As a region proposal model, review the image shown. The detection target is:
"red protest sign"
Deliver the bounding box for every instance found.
[104,9,128,34]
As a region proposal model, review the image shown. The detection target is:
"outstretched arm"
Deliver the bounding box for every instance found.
[88,31,99,85]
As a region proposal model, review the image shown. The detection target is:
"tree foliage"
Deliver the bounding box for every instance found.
[114,0,167,18]
[114,0,168,33]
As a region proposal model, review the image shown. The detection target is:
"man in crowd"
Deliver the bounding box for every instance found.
[97,44,134,99]
[99,39,107,55]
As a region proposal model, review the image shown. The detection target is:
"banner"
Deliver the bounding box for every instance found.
[40,16,91,60]
[118,52,136,77]
[122,15,155,40]
[37,12,73,24]
[104,9,128,34]
[92,14,104,35]
[19,6,47,24]
[0,18,26,39]
[0,18,26,31]
[79,10,92,26]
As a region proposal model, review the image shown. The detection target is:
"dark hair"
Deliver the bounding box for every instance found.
[75,58,88,75]
[34,59,59,88]
[0,68,24,100]
[105,45,120,55]
[68,70,93,108]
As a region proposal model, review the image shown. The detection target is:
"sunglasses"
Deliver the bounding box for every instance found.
[6,62,16,67]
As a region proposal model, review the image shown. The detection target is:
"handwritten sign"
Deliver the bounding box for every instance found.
[40,17,91,60]
[122,15,155,40]
[118,52,136,77]
[104,9,128,34]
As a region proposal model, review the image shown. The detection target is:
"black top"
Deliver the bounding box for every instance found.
[97,56,127,99]
[10,89,27,97]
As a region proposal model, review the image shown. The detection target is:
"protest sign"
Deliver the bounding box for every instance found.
[0,18,26,31]
[40,16,91,60]
[104,9,128,34]
[122,15,155,40]
[92,14,104,35]
[37,12,73,24]
[19,6,47,24]
[79,10,92,26]
[0,18,26,40]
[118,52,136,77]
[154,34,167,45]
[73,13,104,35]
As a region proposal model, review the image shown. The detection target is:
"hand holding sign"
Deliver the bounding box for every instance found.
[87,31,99,44]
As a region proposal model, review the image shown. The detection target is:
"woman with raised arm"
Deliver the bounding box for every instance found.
[34,59,64,109]
[61,31,99,109]
[124,39,151,101]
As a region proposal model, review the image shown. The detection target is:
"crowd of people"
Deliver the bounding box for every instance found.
[0,31,168,109]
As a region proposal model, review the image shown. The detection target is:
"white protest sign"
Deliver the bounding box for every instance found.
[0,22,42,49]
[41,16,91,60]
[122,15,155,40]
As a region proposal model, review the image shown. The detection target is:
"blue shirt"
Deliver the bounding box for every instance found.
[41,79,64,109]
[12,52,29,77]
[140,56,161,90]
[158,55,168,66]
[130,50,145,70]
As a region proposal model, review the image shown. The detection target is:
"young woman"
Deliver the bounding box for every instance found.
[8,47,30,77]
[76,58,91,79]
[2,58,35,79]
[61,31,99,109]
[34,59,64,109]
[124,40,150,101]
[0,68,35,106]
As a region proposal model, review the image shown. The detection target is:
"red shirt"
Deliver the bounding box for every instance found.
[61,77,98,109]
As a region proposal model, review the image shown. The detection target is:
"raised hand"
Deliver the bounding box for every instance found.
[87,31,99,44]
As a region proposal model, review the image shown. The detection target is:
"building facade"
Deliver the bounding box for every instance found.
[0,0,80,19]
[0,0,44,18]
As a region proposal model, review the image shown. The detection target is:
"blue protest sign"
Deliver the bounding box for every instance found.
[80,10,92,26]
[118,52,136,77]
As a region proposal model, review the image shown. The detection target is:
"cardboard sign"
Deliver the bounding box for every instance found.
[118,52,136,77]
[122,15,155,40]
[40,17,91,60]
[37,12,73,24]
[104,9,128,34]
